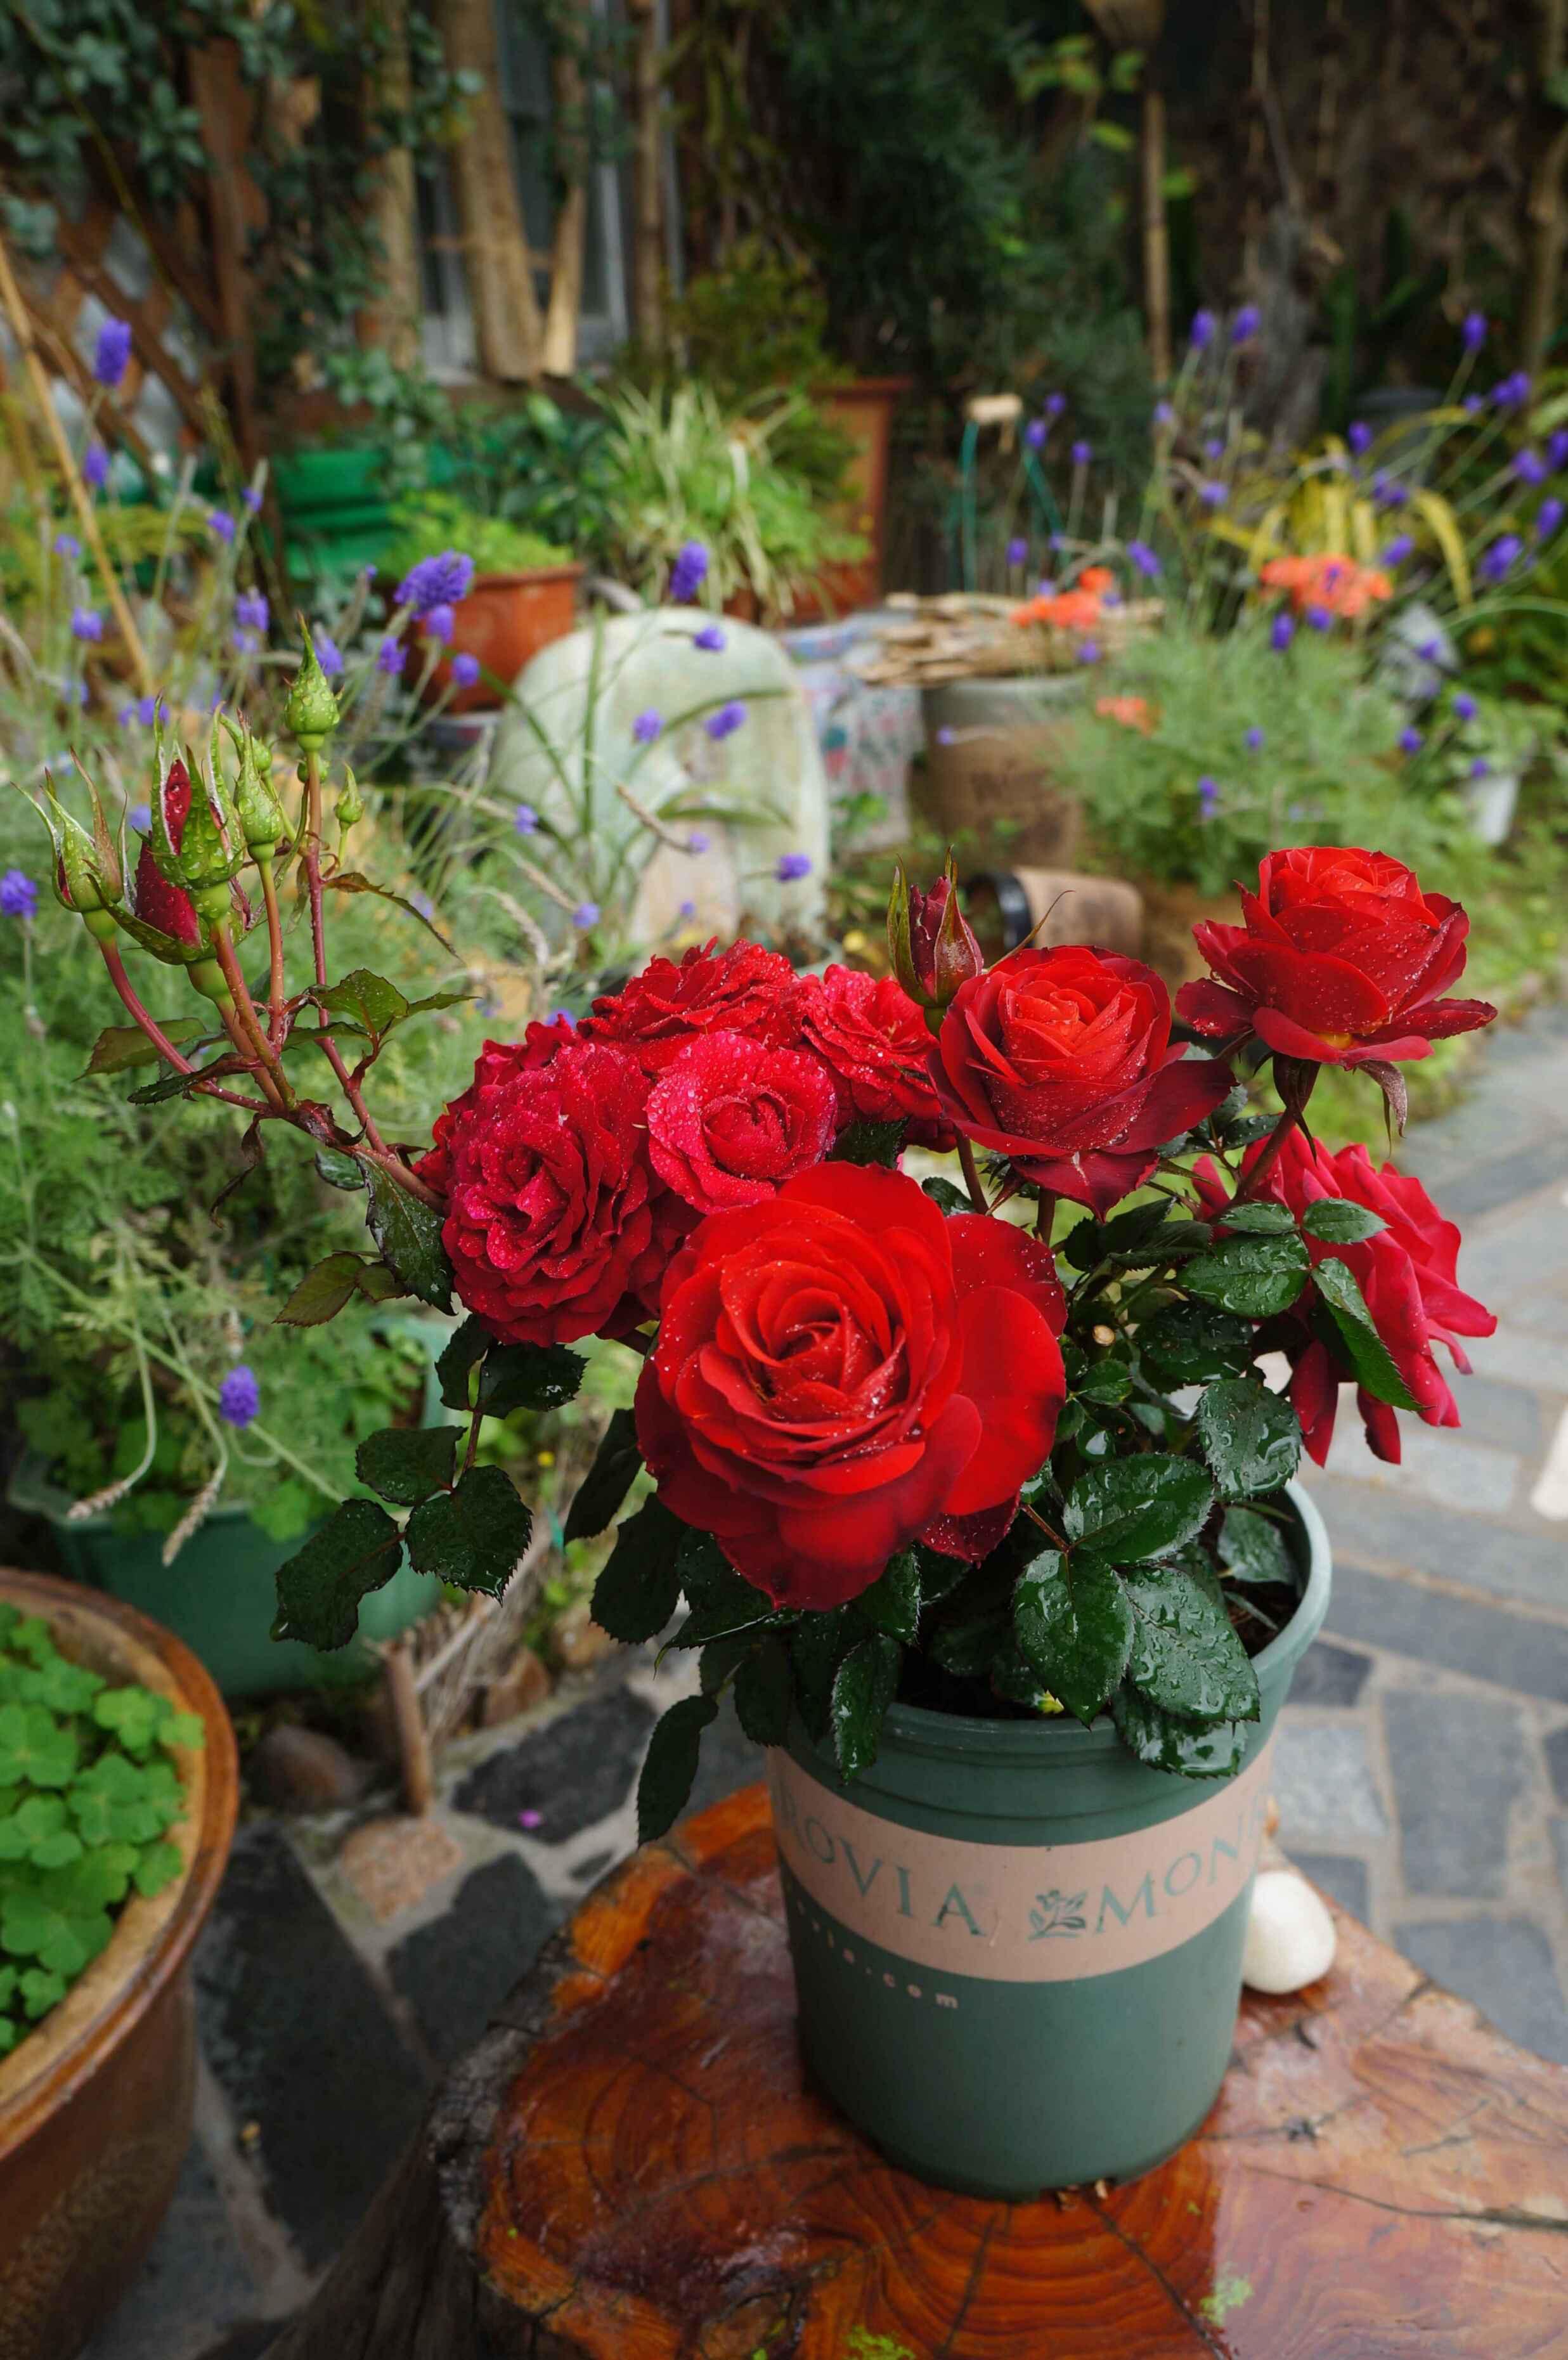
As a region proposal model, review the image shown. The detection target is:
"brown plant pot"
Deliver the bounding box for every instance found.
[415,565,584,713]
[0,1570,238,2360]
[789,376,912,624]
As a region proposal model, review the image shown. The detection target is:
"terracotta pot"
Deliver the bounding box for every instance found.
[789,376,912,625]
[417,565,583,713]
[0,1571,238,2360]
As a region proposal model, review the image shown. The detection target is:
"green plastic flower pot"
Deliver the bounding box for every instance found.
[771,1481,1330,2197]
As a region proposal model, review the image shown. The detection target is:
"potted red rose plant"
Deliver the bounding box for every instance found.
[30,637,1498,2196]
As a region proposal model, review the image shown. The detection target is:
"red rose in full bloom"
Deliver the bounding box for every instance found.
[1177,846,1495,1067]
[636,1165,1066,1608]
[794,964,951,1138]
[416,1016,577,1198]
[645,1030,837,1215]
[434,1037,672,1346]
[1193,1129,1495,1465]
[581,940,798,1075]
[928,945,1233,1217]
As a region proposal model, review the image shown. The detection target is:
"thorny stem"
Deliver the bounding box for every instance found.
[1034,1187,1057,1241]
[212,925,294,1106]
[97,942,196,1074]
[957,1133,990,1215]
[216,999,289,1115]
[1231,1070,1317,1206]
[259,862,288,1049]
[356,1142,443,1210]
[300,745,392,1153]
[1023,1499,1070,1552]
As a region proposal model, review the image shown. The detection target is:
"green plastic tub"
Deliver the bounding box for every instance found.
[771,1481,1330,2196]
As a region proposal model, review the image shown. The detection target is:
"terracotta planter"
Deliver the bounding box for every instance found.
[417,565,583,713]
[0,1571,238,2360]
[789,376,912,624]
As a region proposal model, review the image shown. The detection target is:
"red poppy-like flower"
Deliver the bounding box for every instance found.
[581,939,798,1075]
[636,1165,1066,1608]
[929,945,1233,1216]
[645,1030,837,1214]
[794,964,950,1138]
[416,1016,577,1198]
[1177,847,1495,1068]
[434,1036,670,1346]
[1193,1129,1495,1465]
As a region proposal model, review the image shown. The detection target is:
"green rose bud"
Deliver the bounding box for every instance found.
[285,625,341,753]
[225,717,288,864]
[335,766,365,837]
[36,767,122,940]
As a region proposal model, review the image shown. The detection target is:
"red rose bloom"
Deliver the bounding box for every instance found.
[130,757,201,947]
[929,945,1233,1217]
[645,1030,837,1215]
[636,1165,1066,1609]
[581,940,798,1075]
[1177,846,1496,1067]
[1193,1129,1495,1466]
[435,1037,671,1347]
[417,1016,576,1198]
[794,964,950,1138]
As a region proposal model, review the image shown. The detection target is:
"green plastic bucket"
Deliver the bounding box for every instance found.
[772,1481,1330,2196]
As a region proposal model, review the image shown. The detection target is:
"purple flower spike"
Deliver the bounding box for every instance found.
[1189,308,1217,351]
[1025,418,1047,450]
[1,869,39,921]
[1243,726,1264,751]
[514,804,539,835]
[1046,391,1066,418]
[1491,372,1531,410]
[377,635,403,675]
[1479,535,1523,583]
[1196,775,1219,815]
[129,801,151,833]
[1075,640,1101,665]
[53,531,80,560]
[451,651,481,689]
[686,829,711,855]
[632,708,662,744]
[82,443,110,491]
[1463,394,1484,415]
[1453,692,1477,721]
[314,632,344,678]
[1372,472,1407,509]
[1126,540,1161,579]
[1537,496,1565,539]
[1398,726,1423,755]
[1347,420,1372,457]
[1270,612,1295,652]
[668,540,709,602]
[1198,480,1228,509]
[1070,439,1093,467]
[573,901,600,929]
[217,1366,261,1429]
[678,898,697,921]
[693,623,725,652]
[1462,311,1487,352]
[1469,757,1490,780]
[1202,437,1224,460]
[243,485,264,513]
[70,606,103,642]
[396,550,474,614]
[935,726,955,746]
[93,318,132,389]
[208,509,235,543]
[1153,401,1176,430]
[1304,602,1332,632]
[1382,533,1414,566]
[1547,428,1568,471]
[1006,536,1028,567]
[235,588,269,633]
[706,700,746,741]
[423,603,456,645]
[1231,304,1260,344]
[1515,448,1548,485]
[775,852,813,883]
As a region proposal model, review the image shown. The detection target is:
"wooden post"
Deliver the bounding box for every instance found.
[359,0,422,366]
[541,7,589,379]
[626,0,665,347]
[1141,87,1171,383]
[1520,0,1568,377]
[438,0,545,379]
[384,1638,434,1816]
[187,42,265,470]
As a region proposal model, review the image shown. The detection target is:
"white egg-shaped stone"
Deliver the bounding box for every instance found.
[1241,1870,1337,1995]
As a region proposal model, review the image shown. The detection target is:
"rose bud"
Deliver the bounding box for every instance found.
[929,944,1234,1216]
[37,767,122,940]
[283,623,342,751]
[115,756,230,999]
[1177,846,1496,1068]
[225,717,288,866]
[888,857,983,1027]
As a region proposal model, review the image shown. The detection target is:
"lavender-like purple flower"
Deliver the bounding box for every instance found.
[53,531,80,560]
[935,726,955,746]
[1046,391,1066,418]
[692,623,725,652]
[1034,578,1057,599]
[235,588,269,633]
[573,901,600,928]
[243,485,264,513]
[1463,394,1485,415]
[668,540,709,602]
[1231,304,1260,344]
[1243,725,1264,751]
[70,606,103,642]
[377,635,403,675]
[1197,480,1228,509]
[396,550,474,614]
[775,852,813,883]
[129,802,151,833]
[93,317,133,389]
[1347,420,1372,457]
[451,652,481,689]
[1006,536,1028,566]
[678,898,697,921]
[1304,602,1332,632]
[1491,372,1531,410]
[1453,692,1477,722]
[1461,311,1487,352]
[423,603,456,645]
[1075,640,1101,665]
[1537,496,1565,540]
[208,509,235,543]
[687,830,711,855]
[1270,612,1295,652]
[135,694,165,726]
[1126,540,1161,579]
[1372,472,1407,509]
[1152,401,1176,430]
[0,869,38,921]
[632,708,662,744]
[1070,440,1092,467]
[1196,775,1219,816]
[217,1366,261,1429]
[1202,437,1224,461]
[706,700,746,741]
[82,443,110,491]
[1398,726,1423,755]
[314,632,344,678]
[1382,533,1414,566]
[514,804,538,835]
[1548,428,1568,472]
[1479,535,1523,583]
[1470,757,1490,780]
[1189,309,1217,351]
[1515,448,1548,485]
[1025,418,1047,450]
[232,629,257,658]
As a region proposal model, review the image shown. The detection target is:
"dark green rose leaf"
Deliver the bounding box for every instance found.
[734,1639,793,1746]
[562,1408,643,1543]
[636,1694,719,1843]
[670,1530,781,1647]
[854,1550,921,1643]
[365,1167,453,1312]
[830,1634,902,1780]
[322,871,457,953]
[1074,1358,1132,1405]
[829,1117,905,1168]
[83,1018,204,1077]
[1222,1113,1281,1146]
[276,1251,405,1327]
[273,1497,403,1650]
[1184,1231,1309,1318]
[405,1466,531,1599]
[789,1607,859,1744]
[313,1146,366,1191]
[435,1316,489,1410]
[1301,1198,1385,1244]
[127,1067,209,1105]
[1196,1379,1302,1500]
[354,1424,457,1508]
[1219,1505,1294,1587]
[314,967,410,1044]
[1013,1548,1133,1726]
[1063,1455,1214,1563]
[1110,1685,1250,1779]
[589,1497,685,1642]
[1137,1300,1255,1387]
[478,1342,585,1416]
[1312,1257,1420,1410]
[921,1176,971,1215]
[1218,1201,1297,1235]
[928,1604,1011,1676]
[913,1544,969,1604]
[1121,1565,1260,1723]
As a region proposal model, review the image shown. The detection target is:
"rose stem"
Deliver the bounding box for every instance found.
[301,746,392,1153]
[1034,1187,1057,1240]
[97,942,271,1114]
[957,1134,990,1214]
[1023,1499,1070,1552]
[212,925,294,1105]
[215,999,290,1115]
[259,862,288,1048]
[1231,1069,1318,1205]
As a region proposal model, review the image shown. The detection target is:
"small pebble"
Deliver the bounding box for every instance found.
[1243,1870,1337,1994]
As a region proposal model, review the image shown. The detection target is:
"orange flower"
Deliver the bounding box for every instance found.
[1079,566,1115,595]
[1096,694,1153,734]
[1259,552,1392,621]
[1011,588,1103,633]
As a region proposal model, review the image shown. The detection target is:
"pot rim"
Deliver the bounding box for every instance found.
[0,1570,238,2153]
[467,562,584,588]
[874,1477,1330,1767]
[7,1448,254,1538]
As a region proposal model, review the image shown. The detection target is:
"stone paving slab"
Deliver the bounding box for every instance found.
[86,997,1568,2355]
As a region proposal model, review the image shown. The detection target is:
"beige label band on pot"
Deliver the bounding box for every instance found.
[768,1737,1274,1985]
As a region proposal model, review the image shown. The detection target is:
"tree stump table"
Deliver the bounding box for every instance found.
[271,1784,1568,2360]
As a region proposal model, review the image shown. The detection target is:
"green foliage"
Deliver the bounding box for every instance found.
[383,495,570,585]
[0,1604,200,2056]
